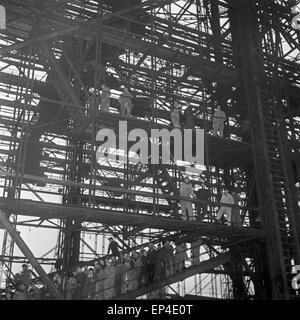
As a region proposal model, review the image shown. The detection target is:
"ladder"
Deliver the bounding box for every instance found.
[259,87,300,298]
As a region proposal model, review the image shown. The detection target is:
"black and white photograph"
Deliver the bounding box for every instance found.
[0,0,299,310]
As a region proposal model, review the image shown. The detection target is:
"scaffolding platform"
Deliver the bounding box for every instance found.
[0,198,263,241]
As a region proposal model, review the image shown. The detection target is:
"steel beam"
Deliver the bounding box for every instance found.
[0,0,173,56]
[0,198,263,240]
[115,253,230,300]
[0,209,63,300]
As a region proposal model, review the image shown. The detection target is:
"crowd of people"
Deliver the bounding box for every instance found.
[1,237,203,300]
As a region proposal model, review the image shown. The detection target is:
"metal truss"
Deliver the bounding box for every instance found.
[0,0,299,300]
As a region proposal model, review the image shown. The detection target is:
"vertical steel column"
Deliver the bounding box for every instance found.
[228,0,300,299]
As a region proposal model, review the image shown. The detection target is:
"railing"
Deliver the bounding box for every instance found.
[5,241,229,300]
[60,243,224,300]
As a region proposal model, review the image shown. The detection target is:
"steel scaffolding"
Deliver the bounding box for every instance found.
[0,0,299,300]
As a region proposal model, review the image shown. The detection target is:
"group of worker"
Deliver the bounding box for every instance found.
[3,264,49,300]
[62,236,203,300]
[179,176,241,226]
[170,100,226,137]
[89,85,134,117]
[89,86,227,137]
[88,87,236,226]
[2,234,203,300]
[3,233,204,301]
[2,224,225,301]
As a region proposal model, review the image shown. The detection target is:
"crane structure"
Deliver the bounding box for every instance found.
[0,0,299,300]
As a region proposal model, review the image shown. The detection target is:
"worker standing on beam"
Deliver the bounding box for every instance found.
[88,89,101,111]
[195,182,210,221]
[107,237,121,258]
[216,189,234,226]
[170,100,181,128]
[184,102,195,129]
[212,106,226,137]
[180,176,196,221]
[119,87,134,117]
[100,84,111,112]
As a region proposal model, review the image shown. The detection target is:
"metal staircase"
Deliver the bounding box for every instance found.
[149,164,181,215]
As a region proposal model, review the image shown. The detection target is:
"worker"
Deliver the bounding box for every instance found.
[95,260,107,300]
[114,254,127,295]
[103,259,116,300]
[74,266,87,300]
[83,268,96,300]
[126,252,138,291]
[170,101,181,128]
[154,243,165,281]
[100,84,111,112]
[195,182,210,221]
[146,242,157,284]
[162,240,174,277]
[17,264,37,291]
[107,237,121,257]
[12,284,27,300]
[232,191,242,227]
[212,106,226,137]
[30,284,42,300]
[174,241,187,272]
[191,238,203,266]
[132,252,140,291]
[119,87,134,117]
[134,250,143,288]
[216,189,234,226]
[138,247,147,287]
[88,89,101,111]
[66,271,77,300]
[180,176,195,221]
[94,261,105,300]
[184,102,195,129]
